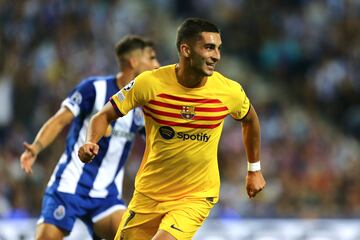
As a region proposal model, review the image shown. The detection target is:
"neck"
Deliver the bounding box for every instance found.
[176,62,207,88]
[116,69,135,89]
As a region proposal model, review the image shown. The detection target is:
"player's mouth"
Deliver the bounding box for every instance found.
[206,62,216,70]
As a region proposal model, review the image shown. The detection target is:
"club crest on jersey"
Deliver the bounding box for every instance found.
[180,106,195,120]
[70,91,82,105]
[53,205,66,220]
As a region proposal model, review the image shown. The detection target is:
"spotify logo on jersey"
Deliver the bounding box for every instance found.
[158,126,211,142]
[159,126,175,139]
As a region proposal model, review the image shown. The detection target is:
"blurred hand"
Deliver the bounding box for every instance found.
[246,171,266,198]
[20,142,38,174]
[78,142,99,163]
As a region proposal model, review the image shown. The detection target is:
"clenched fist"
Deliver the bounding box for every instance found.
[246,171,266,198]
[78,142,99,163]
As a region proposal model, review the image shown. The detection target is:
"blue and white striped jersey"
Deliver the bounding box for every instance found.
[46,75,144,199]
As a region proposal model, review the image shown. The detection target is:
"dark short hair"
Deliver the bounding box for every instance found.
[115,35,154,59]
[176,18,220,51]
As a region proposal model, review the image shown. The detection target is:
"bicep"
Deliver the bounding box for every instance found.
[241,105,258,123]
[51,106,75,126]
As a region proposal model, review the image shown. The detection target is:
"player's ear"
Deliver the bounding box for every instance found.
[129,57,139,69]
[180,43,191,58]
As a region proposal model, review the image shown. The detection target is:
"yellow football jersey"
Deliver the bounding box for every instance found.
[110,64,250,201]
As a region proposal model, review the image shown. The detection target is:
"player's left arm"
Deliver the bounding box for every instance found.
[241,105,266,198]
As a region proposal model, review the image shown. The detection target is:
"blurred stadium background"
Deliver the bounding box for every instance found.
[0,0,359,239]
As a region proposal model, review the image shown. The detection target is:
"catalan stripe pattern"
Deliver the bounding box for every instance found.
[143,93,229,129]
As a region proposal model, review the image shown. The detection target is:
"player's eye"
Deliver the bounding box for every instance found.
[205,44,215,50]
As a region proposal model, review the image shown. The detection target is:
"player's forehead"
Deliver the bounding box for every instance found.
[142,47,157,59]
[196,32,222,46]
[143,46,155,54]
[129,47,152,58]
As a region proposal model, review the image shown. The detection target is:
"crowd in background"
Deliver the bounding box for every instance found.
[0,0,359,220]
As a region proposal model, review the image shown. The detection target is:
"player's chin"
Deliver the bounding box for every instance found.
[203,65,215,76]
[203,69,214,76]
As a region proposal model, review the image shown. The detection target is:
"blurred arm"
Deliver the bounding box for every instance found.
[20,107,74,174]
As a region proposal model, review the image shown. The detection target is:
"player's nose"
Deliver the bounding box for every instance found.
[153,59,160,69]
[212,49,221,62]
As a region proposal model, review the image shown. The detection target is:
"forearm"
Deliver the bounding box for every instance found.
[242,106,261,163]
[86,102,120,143]
[32,117,67,154]
[86,112,111,143]
[242,106,266,198]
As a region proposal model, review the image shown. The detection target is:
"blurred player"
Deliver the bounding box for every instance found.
[78,18,266,240]
[19,35,160,240]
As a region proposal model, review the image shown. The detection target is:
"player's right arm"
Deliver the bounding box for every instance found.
[78,102,122,163]
[78,72,151,163]
[20,107,74,174]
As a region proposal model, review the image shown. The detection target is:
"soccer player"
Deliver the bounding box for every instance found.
[78,18,266,240]
[19,35,160,240]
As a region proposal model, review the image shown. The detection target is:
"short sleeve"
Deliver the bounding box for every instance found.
[110,71,151,116]
[61,79,96,117]
[229,81,251,121]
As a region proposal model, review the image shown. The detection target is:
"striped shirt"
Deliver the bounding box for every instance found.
[110,64,250,201]
[46,75,144,199]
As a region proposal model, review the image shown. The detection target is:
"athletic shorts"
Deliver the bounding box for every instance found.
[115,191,217,240]
[37,191,126,235]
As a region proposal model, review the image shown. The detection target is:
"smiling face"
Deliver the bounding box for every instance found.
[187,32,222,76]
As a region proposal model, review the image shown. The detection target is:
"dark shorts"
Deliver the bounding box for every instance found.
[37,191,126,235]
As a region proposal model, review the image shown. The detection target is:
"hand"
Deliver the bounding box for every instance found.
[246,171,266,198]
[78,142,99,163]
[20,142,38,174]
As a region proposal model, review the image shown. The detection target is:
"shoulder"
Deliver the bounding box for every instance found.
[76,75,116,91]
[138,64,174,79]
[134,64,175,86]
[75,76,98,89]
[85,75,115,85]
[211,71,244,90]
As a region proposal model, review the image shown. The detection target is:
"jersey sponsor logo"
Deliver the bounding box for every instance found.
[53,205,66,220]
[105,124,135,140]
[112,129,135,140]
[123,80,135,91]
[70,91,82,105]
[177,132,210,142]
[159,126,211,142]
[180,106,195,120]
[159,126,175,139]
